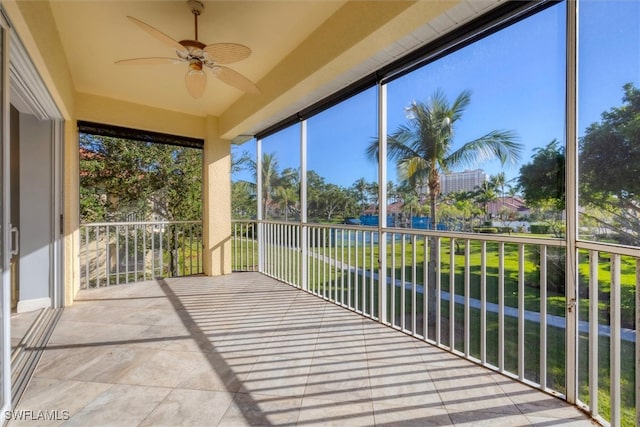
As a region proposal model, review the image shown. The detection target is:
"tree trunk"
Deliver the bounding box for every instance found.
[168,229,177,277]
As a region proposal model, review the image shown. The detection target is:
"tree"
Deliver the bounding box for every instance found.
[395,182,424,225]
[367,181,379,214]
[231,148,257,219]
[232,181,256,219]
[353,177,369,215]
[517,139,565,211]
[306,171,358,222]
[473,180,498,221]
[79,134,202,222]
[151,146,203,222]
[307,170,327,220]
[439,196,474,232]
[579,83,640,245]
[250,152,280,218]
[491,172,508,217]
[231,149,252,175]
[317,184,351,221]
[274,185,298,221]
[367,89,521,229]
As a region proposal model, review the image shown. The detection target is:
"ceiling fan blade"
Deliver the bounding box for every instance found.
[127,16,185,51]
[204,43,251,64]
[115,57,184,65]
[213,66,260,94]
[185,69,207,98]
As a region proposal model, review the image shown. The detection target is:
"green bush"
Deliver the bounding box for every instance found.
[473,227,498,234]
[530,224,551,234]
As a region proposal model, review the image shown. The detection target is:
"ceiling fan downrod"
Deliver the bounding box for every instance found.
[187,0,204,41]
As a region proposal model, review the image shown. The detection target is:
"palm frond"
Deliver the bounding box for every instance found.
[447,130,522,169]
[387,126,423,161]
[365,136,380,162]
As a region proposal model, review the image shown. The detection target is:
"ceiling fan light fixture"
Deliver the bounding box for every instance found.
[185,62,206,98]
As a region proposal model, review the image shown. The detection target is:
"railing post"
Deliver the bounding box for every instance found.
[256,138,264,273]
[449,238,455,350]
[588,250,599,417]
[518,243,525,381]
[636,260,639,427]
[540,245,548,390]
[480,240,486,364]
[300,120,308,291]
[610,255,621,426]
[378,81,388,324]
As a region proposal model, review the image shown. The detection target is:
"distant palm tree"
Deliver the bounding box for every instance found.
[367,181,379,214]
[367,89,522,229]
[492,172,506,205]
[250,152,279,218]
[474,180,498,221]
[353,177,369,215]
[275,185,298,221]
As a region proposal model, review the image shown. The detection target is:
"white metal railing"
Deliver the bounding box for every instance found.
[232,220,258,272]
[79,221,203,289]
[575,240,639,427]
[239,219,638,427]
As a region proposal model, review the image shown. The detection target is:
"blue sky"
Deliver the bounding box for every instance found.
[233,1,639,190]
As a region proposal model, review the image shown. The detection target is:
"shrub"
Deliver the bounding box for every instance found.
[530,224,551,234]
[473,227,498,234]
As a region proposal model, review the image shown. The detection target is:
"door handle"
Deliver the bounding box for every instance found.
[10,225,19,256]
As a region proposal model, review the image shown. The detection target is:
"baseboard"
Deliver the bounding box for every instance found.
[16,297,51,313]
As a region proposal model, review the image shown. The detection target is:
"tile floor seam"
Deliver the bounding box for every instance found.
[214,391,240,427]
[53,383,171,426]
[135,390,172,427]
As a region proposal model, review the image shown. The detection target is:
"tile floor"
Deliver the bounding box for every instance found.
[10,273,596,426]
[11,309,42,353]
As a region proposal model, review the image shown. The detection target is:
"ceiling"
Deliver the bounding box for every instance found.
[46,0,501,139]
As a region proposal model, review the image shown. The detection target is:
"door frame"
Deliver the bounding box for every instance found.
[8,20,64,312]
[1,8,11,418]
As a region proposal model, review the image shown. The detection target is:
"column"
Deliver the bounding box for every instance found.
[203,116,232,276]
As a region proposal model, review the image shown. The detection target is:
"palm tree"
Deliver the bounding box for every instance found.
[474,180,498,222]
[250,152,279,218]
[353,177,369,215]
[367,89,521,328]
[367,181,379,214]
[491,172,506,214]
[274,185,298,221]
[367,89,521,229]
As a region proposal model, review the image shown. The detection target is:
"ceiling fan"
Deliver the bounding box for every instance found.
[116,0,260,98]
